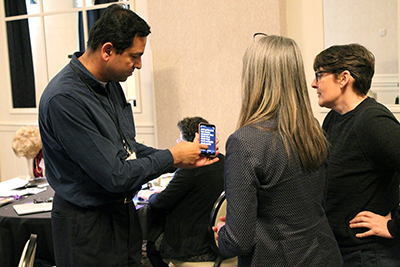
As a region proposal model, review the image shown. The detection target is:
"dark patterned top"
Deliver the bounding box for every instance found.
[217,121,342,267]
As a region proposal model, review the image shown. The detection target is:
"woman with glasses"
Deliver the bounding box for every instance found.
[213,35,342,266]
[311,44,400,266]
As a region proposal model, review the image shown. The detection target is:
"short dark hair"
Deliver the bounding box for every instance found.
[87,4,151,54]
[177,117,208,142]
[313,43,375,95]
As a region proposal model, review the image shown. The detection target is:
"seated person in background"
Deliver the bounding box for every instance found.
[139,116,224,263]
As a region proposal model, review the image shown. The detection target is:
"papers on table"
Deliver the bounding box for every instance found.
[5,187,47,198]
[0,177,47,197]
[0,177,27,193]
[154,173,174,187]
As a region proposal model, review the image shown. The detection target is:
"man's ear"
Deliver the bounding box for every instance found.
[101,42,113,61]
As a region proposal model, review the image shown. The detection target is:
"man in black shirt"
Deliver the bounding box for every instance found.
[39,5,218,267]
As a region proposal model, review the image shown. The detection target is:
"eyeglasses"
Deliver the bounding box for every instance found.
[253,32,268,42]
[315,70,331,82]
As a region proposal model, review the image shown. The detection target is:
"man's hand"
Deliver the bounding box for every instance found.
[349,211,393,238]
[169,133,220,168]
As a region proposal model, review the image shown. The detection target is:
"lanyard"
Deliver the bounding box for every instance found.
[69,62,133,157]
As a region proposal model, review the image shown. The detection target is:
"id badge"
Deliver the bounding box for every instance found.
[126,152,137,161]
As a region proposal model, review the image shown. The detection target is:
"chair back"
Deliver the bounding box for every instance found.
[208,192,237,267]
[18,234,37,267]
[209,191,227,251]
[163,191,237,267]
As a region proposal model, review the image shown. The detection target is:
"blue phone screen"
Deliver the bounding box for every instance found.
[199,124,216,156]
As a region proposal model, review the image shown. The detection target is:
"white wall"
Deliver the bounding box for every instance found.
[324,0,398,75]
[0,0,157,181]
[286,0,400,119]
[147,0,283,151]
[323,0,399,106]
[285,0,326,124]
[1,0,399,181]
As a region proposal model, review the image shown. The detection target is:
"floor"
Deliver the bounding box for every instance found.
[141,241,153,267]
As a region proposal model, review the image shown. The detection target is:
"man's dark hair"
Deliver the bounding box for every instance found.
[313,43,375,96]
[87,4,151,54]
[177,117,208,142]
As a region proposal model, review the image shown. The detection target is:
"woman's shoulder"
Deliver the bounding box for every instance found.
[354,97,398,125]
[230,121,276,140]
[227,121,280,154]
[232,120,275,134]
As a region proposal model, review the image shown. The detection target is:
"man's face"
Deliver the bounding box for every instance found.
[107,36,147,82]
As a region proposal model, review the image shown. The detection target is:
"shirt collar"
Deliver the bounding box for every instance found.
[70,52,107,94]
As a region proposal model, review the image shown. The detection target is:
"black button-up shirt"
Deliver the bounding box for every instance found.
[39,52,175,208]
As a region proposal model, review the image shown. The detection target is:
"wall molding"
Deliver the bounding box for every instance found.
[371,73,399,90]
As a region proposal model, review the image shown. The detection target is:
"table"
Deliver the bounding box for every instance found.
[0,187,154,267]
[0,186,55,267]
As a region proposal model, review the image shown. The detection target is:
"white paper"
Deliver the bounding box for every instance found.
[0,178,47,197]
[0,177,28,196]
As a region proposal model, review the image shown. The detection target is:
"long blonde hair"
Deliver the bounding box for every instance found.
[238,35,327,171]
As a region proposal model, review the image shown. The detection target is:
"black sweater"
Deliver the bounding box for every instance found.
[148,154,225,260]
[323,97,400,255]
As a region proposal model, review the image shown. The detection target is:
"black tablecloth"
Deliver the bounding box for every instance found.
[0,186,55,267]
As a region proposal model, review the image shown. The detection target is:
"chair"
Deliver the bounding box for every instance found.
[208,191,238,267]
[168,191,238,267]
[18,234,38,267]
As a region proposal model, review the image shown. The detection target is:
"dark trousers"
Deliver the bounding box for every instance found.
[342,245,400,267]
[51,194,142,267]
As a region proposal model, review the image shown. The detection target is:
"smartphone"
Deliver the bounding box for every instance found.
[199,123,216,157]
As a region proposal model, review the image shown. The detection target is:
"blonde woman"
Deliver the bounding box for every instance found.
[214,35,342,266]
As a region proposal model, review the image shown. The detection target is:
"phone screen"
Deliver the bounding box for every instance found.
[199,123,216,157]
